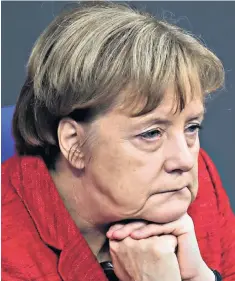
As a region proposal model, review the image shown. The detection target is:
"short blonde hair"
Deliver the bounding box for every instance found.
[13,1,224,168]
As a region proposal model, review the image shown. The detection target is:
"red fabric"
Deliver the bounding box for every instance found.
[2,149,235,281]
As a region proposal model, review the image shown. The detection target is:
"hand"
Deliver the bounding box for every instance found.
[107,214,213,281]
[109,234,182,281]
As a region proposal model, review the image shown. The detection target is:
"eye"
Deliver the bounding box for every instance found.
[138,128,164,141]
[185,124,203,135]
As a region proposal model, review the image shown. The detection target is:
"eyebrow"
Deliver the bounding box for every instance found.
[186,111,205,122]
[133,110,205,128]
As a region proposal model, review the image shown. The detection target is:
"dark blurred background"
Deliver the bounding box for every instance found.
[2,1,235,210]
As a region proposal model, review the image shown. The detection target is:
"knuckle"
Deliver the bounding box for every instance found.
[148,223,161,233]
[110,224,124,230]
[124,236,135,248]
[109,240,120,253]
[127,221,147,231]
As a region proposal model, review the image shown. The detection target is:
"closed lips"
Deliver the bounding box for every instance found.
[159,186,188,193]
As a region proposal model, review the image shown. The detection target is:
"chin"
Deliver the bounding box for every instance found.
[146,207,189,224]
[141,190,192,224]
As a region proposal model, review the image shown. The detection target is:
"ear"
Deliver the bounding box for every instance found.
[57,118,86,169]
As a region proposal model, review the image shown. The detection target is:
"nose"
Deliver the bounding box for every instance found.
[163,135,195,174]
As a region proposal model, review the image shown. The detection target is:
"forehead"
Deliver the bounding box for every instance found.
[156,87,204,115]
[98,92,204,135]
[115,71,204,117]
[128,96,205,130]
[93,91,204,137]
[116,84,204,119]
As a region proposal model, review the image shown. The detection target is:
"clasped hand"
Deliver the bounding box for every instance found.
[106,213,213,281]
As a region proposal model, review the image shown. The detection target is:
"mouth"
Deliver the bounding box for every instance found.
[158,186,188,194]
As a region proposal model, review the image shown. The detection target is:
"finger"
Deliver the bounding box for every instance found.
[106,224,125,238]
[131,216,192,239]
[157,235,178,252]
[112,221,147,240]
[130,224,167,239]
[108,214,194,240]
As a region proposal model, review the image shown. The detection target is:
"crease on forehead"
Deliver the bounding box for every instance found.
[128,98,205,130]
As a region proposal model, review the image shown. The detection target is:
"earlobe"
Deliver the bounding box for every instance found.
[57,118,85,170]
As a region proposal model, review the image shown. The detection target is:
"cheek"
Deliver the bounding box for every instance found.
[88,140,158,209]
[190,159,199,201]
[193,139,200,177]
[195,136,201,154]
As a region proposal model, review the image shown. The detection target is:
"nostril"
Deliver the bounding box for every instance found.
[171,169,184,174]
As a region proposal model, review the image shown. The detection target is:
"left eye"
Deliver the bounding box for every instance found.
[185,124,202,134]
[138,129,163,140]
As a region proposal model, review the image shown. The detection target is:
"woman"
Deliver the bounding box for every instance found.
[2,2,235,281]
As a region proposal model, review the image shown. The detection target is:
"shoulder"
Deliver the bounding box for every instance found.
[199,148,218,176]
[198,148,221,185]
[2,155,21,203]
[198,148,225,200]
[1,154,45,203]
[197,151,235,278]
[1,155,49,237]
[189,149,227,227]
[2,155,39,244]
[1,155,59,279]
[198,148,228,206]
[1,155,43,224]
[192,149,234,223]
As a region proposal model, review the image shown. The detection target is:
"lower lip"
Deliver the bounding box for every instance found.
[175,186,188,192]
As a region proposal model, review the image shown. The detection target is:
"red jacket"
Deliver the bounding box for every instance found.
[2,149,235,281]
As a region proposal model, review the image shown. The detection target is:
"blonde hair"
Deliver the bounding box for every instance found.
[13,1,224,168]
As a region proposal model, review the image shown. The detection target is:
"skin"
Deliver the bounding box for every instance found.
[107,213,215,281]
[51,86,214,280]
[53,87,204,224]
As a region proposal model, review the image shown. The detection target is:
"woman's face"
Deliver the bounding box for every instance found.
[81,89,204,224]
